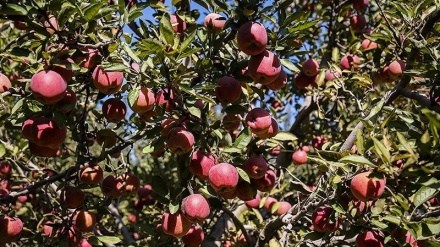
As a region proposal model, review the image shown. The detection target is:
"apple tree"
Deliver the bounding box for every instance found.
[0,0,439,246]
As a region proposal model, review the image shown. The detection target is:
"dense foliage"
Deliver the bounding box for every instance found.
[0,0,439,246]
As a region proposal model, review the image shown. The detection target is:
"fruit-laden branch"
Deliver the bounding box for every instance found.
[108,203,136,245]
[0,131,146,204]
[340,9,440,152]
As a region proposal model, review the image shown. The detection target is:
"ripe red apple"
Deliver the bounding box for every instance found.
[73,210,97,232]
[266,70,287,91]
[96,129,117,148]
[256,118,279,139]
[372,66,394,84]
[353,0,369,12]
[237,21,267,55]
[0,215,23,244]
[194,99,204,110]
[181,194,210,223]
[204,13,226,33]
[170,14,187,36]
[219,188,237,199]
[30,70,67,104]
[92,66,124,95]
[80,238,93,247]
[311,206,339,232]
[139,109,156,122]
[350,172,386,201]
[292,149,308,165]
[0,72,12,93]
[216,76,242,104]
[51,58,75,82]
[189,150,217,180]
[324,70,341,82]
[208,163,239,193]
[80,165,104,185]
[222,114,241,131]
[182,225,204,247]
[118,173,140,195]
[388,60,406,80]
[302,59,319,77]
[166,127,195,155]
[28,142,59,157]
[355,231,384,247]
[55,88,77,113]
[101,175,124,198]
[102,98,127,123]
[243,155,268,179]
[161,118,180,136]
[40,220,55,237]
[0,162,12,179]
[340,55,361,70]
[41,14,58,35]
[245,108,272,134]
[251,168,276,192]
[22,116,67,149]
[60,186,85,209]
[124,0,137,9]
[155,88,175,112]
[248,50,282,85]
[235,181,257,201]
[295,73,311,89]
[245,194,261,208]
[350,15,367,31]
[161,210,191,238]
[264,196,278,211]
[361,39,378,51]
[276,201,292,215]
[130,87,155,113]
[79,48,101,69]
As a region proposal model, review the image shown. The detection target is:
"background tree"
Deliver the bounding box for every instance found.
[0,0,439,246]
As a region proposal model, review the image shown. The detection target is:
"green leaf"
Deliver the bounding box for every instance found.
[11,98,24,116]
[288,20,318,32]
[127,89,139,108]
[168,201,179,214]
[101,63,128,72]
[187,107,201,118]
[0,144,5,158]
[152,176,169,197]
[365,100,384,121]
[122,43,140,63]
[97,236,121,244]
[83,2,104,21]
[280,59,301,73]
[236,167,250,183]
[0,4,27,15]
[396,132,417,160]
[413,186,438,208]
[233,127,252,150]
[422,109,440,128]
[269,239,282,247]
[355,128,365,155]
[272,131,297,141]
[160,15,175,46]
[339,155,376,167]
[371,219,388,229]
[179,30,197,52]
[372,137,391,164]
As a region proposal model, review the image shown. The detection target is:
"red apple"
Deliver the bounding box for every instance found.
[182,225,204,247]
[311,206,339,232]
[324,70,341,82]
[237,21,267,55]
[388,60,406,80]
[0,72,12,93]
[101,175,124,198]
[28,142,59,157]
[353,0,369,13]
[166,127,195,155]
[295,73,311,89]
[355,231,384,247]
[269,145,281,156]
[30,70,67,104]
[73,210,97,233]
[248,50,282,85]
[79,48,101,69]
[204,13,226,33]
[361,39,378,51]
[245,194,261,208]
[155,88,175,112]
[245,108,272,134]
[266,70,287,91]
[80,238,93,247]
[189,150,217,180]
[170,14,187,36]
[118,173,140,195]
[56,88,77,113]
[52,58,75,82]
[60,186,85,209]
[92,66,124,95]
[161,210,191,238]
[194,99,204,110]
[0,162,12,179]
[292,149,308,165]
[350,172,386,201]
[208,163,239,193]
[235,181,257,201]
[276,201,292,215]
[350,15,367,31]
[264,196,278,211]
[130,87,155,113]
[216,76,242,104]
[22,116,67,149]
[251,169,276,192]
[340,55,361,70]
[102,98,127,123]
[222,114,241,131]
[302,59,319,77]
[41,14,59,35]
[80,165,104,185]
[255,118,279,139]
[0,215,23,244]
[243,155,268,179]
[181,194,210,223]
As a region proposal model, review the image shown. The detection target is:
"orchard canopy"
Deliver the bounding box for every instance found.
[0,0,440,246]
